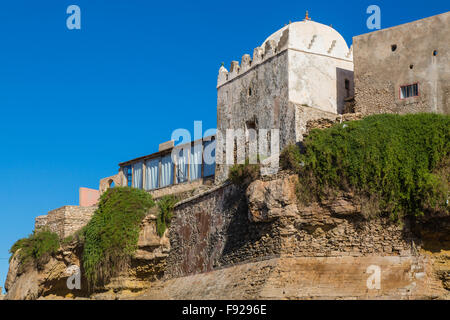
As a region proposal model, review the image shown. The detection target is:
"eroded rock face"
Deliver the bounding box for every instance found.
[6,174,450,300]
[101,214,170,296]
[135,213,170,260]
[4,246,82,300]
[246,175,299,222]
[4,251,39,300]
[4,213,171,300]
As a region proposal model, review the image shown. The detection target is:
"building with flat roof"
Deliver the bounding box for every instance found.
[353,12,449,115]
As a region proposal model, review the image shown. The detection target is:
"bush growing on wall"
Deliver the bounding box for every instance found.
[228,159,261,186]
[280,143,303,172]
[287,113,449,220]
[9,229,60,270]
[81,187,155,289]
[156,195,178,237]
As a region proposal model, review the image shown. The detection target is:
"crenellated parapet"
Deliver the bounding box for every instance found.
[217,37,287,87]
[217,20,353,88]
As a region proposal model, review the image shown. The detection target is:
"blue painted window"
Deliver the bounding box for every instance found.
[125,166,132,187]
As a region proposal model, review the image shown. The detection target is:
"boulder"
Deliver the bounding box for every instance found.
[246,175,299,222]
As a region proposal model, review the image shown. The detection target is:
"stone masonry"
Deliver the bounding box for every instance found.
[35,205,97,239]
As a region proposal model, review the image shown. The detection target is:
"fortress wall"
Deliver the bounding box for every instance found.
[165,183,283,278]
[35,205,97,239]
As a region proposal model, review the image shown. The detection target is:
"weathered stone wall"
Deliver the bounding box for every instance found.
[299,111,363,140]
[99,172,126,195]
[353,12,450,115]
[149,177,214,200]
[35,205,97,239]
[34,215,48,230]
[294,105,363,141]
[161,174,449,299]
[165,183,282,278]
[216,50,291,183]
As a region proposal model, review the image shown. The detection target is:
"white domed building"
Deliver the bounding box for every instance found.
[215,15,354,182]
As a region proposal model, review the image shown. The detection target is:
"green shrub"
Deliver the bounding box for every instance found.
[228,159,261,186]
[156,195,178,237]
[82,187,155,289]
[280,143,303,172]
[9,229,60,268]
[62,235,74,246]
[291,113,449,220]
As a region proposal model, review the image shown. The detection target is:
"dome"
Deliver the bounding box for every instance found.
[261,19,352,60]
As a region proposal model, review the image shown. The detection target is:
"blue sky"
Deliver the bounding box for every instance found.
[0,0,447,292]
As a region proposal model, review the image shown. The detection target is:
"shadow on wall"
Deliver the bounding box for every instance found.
[336,67,354,114]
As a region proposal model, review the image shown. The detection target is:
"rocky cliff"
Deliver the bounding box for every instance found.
[4,174,450,300]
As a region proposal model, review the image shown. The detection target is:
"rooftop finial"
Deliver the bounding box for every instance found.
[305,11,311,21]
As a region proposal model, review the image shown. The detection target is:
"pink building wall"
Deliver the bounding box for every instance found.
[79,187,100,207]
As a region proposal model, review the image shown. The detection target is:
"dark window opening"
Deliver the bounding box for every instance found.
[400,83,419,99]
[391,44,397,52]
[248,87,252,96]
[433,50,438,56]
[410,64,414,69]
[245,120,257,141]
[345,79,350,97]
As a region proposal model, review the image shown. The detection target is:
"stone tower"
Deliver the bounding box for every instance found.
[215,18,354,182]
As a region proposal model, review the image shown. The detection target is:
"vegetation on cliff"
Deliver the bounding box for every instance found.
[81,187,155,289]
[281,113,450,220]
[228,159,261,186]
[9,229,60,270]
[156,195,178,237]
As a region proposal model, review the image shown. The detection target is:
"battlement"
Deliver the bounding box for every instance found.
[218,20,353,88]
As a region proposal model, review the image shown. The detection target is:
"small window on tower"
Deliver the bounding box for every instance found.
[400,83,419,99]
[248,87,252,96]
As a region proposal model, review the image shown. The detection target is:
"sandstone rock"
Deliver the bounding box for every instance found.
[4,251,40,300]
[246,175,299,222]
[327,198,360,216]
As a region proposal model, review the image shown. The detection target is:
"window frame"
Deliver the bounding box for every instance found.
[399,82,419,100]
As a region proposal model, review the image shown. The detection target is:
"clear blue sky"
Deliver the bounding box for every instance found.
[0,0,447,292]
